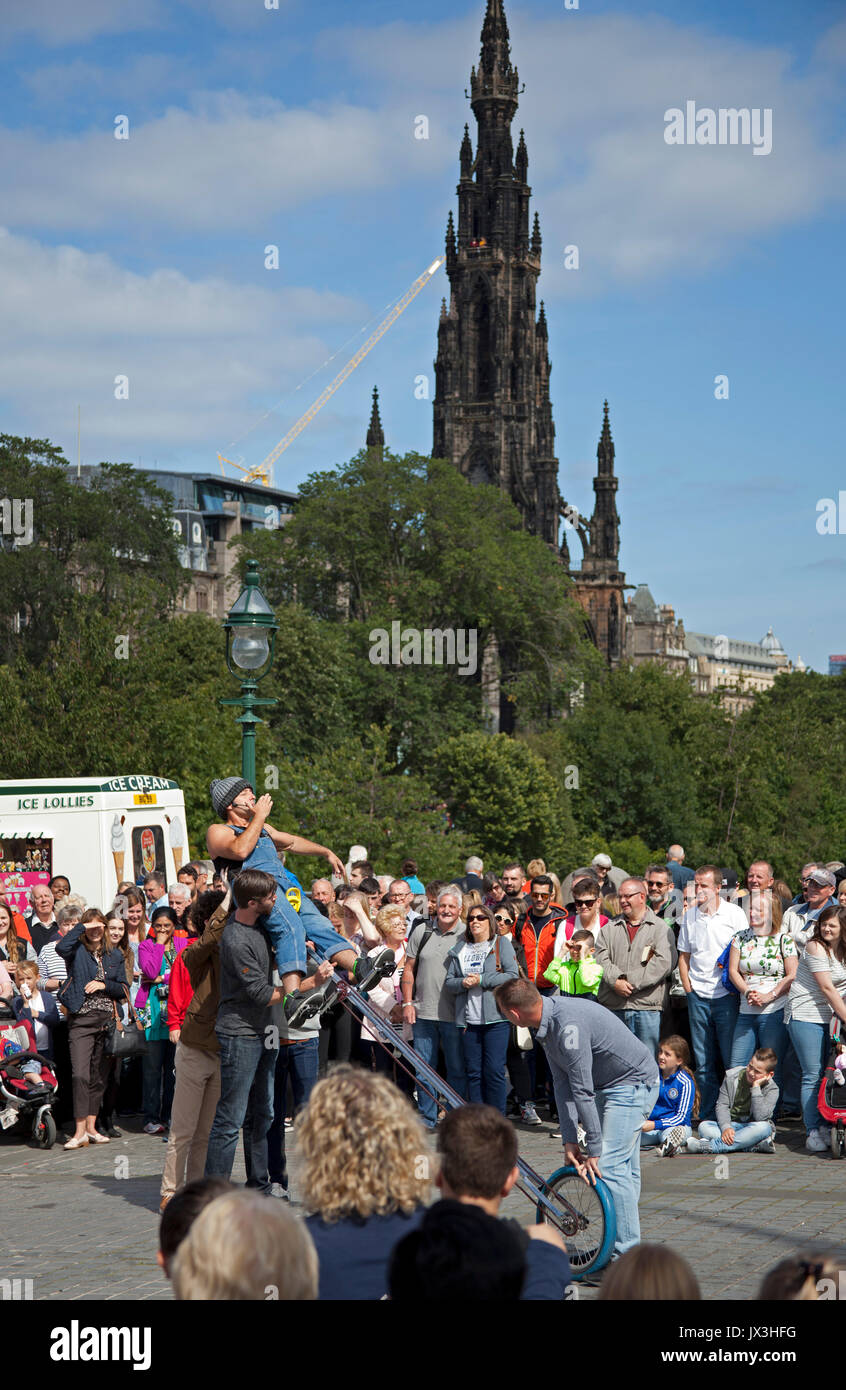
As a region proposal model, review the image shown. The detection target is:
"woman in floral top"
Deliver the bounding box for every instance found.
[727,891,797,1100]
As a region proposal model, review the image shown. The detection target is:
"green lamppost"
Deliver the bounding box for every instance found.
[221,560,279,788]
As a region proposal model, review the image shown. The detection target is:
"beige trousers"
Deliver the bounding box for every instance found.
[161,1041,221,1199]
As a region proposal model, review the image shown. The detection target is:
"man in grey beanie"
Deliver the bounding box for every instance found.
[206,780,394,1026]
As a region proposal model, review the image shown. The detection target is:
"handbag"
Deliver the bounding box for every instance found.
[105,987,148,1058]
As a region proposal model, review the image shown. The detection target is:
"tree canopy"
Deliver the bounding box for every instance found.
[1,432,844,890]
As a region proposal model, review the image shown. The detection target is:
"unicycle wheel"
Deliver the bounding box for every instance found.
[535,1165,616,1277]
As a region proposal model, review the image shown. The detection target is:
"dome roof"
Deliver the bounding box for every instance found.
[760,626,787,658]
[630,584,657,620]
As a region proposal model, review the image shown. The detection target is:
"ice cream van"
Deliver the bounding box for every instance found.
[0,776,189,915]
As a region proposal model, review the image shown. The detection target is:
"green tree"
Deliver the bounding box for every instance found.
[431,731,580,868]
[235,448,599,764]
[0,436,184,664]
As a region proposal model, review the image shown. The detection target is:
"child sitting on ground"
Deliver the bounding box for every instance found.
[543,929,603,998]
[641,1034,698,1156]
[686,1047,778,1154]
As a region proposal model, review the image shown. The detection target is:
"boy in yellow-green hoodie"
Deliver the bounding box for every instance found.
[543,929,604,997]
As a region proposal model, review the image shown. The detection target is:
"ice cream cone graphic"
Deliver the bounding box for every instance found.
[111,814,126,884]
[167,814,186,872]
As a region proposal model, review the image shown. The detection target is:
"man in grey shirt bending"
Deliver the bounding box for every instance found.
[497,978,659,1258]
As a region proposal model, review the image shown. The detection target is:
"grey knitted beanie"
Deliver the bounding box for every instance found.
[210,777,252,817]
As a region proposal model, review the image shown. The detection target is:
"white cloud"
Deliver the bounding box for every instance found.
[322,8,846,289]
[0,90,444,233]
[0,228,366,464]
[0,0,291,46]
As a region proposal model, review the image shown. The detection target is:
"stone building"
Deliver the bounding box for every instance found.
[433,0,626,667]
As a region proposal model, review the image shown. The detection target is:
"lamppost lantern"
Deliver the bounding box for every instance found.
[220,560,279,787]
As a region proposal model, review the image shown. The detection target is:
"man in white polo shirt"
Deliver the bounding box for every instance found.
[678,864,746,1123]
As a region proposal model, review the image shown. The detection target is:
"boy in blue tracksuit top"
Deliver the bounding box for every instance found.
[641,1036,697,1154]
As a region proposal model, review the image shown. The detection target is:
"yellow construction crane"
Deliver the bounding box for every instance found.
[218,255,444,489]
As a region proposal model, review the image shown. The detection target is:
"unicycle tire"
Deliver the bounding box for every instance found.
[831,1124,845,1160]
[534,1165,616,1278]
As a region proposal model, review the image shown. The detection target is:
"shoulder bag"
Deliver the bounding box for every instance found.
[105,986,149,1058]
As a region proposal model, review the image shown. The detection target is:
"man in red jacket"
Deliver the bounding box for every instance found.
[518,877,568,991]
[517,876,568,1126]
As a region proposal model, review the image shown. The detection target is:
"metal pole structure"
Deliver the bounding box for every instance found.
[220,683,277,788]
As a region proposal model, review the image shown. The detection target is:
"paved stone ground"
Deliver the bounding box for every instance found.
[2,1111,844,1302]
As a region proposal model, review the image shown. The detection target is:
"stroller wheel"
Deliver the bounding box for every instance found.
[34,1111,56,1150]
[831,1124,845,1161]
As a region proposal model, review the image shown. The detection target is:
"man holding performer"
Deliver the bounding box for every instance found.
[206,778,393,1026]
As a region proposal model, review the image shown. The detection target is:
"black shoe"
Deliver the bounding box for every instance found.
[283,979,338,1029]
[353,948,396,994]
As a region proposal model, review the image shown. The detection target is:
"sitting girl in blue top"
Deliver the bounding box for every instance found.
[641,1034,698,1156]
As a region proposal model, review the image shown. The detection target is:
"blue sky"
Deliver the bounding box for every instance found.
[1,0,844,670]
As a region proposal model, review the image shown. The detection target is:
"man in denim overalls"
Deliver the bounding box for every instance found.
[207,778,393,1025]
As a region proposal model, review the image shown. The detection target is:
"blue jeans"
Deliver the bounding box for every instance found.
[260,891,349,978]
[686,991,739,1122]
[266,1039,319,1187]
[788,1018,828,1134]
[142,1038,175,1126]
[205,1033,278,1191]
[462,1021,510,1114]
[595,1080,659,1256]
[412,1019,466,1127]
[621,1009,661,1057]
[641,1124,691,1148]
[729,1009,789,1102]
[698,1119,774,1152]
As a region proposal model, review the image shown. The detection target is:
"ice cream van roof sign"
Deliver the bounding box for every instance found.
[0,777,179,795]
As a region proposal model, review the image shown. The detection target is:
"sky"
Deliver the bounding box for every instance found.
[1,0,844,671]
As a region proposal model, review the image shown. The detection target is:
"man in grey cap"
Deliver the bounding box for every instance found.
[206,779,394,1026]
[782,866,837,948]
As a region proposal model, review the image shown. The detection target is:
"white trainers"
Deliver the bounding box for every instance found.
[751,1136,775,1153]
[685,1136,706,1153]
[658,1126,688,1157]
[143,1121,165,1135]
[519,1102,543,1126]
[806,1128,829,1153]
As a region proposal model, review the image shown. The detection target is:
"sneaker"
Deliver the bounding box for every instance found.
[270,1183,289,1201]
[519,1102,543,1127]
[806,1128,829,1153]
[143,1122,165,1135]
[283,980,338,1029]
[658,1126,688,1157]
[353,948,396,994]
[751,1136,775,1153]
[685,1136,707,1153]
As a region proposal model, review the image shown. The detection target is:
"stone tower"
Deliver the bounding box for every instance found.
[432,0,560,545]
[568,401,627,666]
[365,385,385,461]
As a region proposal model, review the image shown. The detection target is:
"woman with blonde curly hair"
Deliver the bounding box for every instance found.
[299,1064,431,1300]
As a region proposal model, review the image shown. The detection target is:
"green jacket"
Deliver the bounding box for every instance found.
[543,956,604,997]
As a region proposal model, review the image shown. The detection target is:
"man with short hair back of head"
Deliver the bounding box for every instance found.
[435,1105,572,1299]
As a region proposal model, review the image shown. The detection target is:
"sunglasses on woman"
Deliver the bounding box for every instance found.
[467,914,488,923]
[494,913,510,923]
[574,897,597,906]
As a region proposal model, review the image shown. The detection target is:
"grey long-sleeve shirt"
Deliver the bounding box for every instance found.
[715,1067,778,1130]
[216,913,276,1039]
[535,995,659,1155]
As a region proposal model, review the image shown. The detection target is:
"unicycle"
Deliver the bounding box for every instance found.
[534,1165,616,1278]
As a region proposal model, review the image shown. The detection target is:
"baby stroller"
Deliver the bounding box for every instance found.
[0,999,58,1148]
[817,1019,846,1160]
